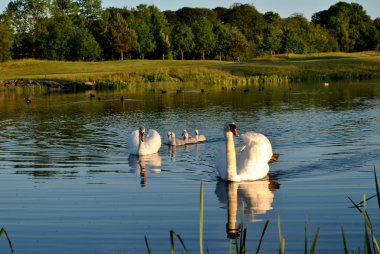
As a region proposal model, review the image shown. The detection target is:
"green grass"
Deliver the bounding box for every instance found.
[1,52,380,87]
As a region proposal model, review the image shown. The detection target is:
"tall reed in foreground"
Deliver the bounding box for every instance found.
[341,167,379,253]
[0,227,13,253]
[144,168,378,253]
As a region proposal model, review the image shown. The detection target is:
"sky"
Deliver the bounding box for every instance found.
[0,0,379,20]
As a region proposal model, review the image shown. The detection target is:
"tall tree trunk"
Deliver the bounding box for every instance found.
[181,50,184,60]
[120,50,124,61]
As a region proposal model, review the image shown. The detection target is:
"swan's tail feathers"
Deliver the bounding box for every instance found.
[269,153,280,164]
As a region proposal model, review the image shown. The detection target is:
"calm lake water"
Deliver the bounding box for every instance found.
[0,81,379,253]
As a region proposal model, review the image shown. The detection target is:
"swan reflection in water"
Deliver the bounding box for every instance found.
[215,177,280,238]
[128,153,162,187]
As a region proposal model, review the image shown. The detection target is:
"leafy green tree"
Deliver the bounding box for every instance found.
[37,14,74,60]
[175,7,218,27]
[192,18,216,60]
[0,14,14,61]
[261,25,282,55]
[213,7,228,23]
[6,0,51,58]
[263,11,281,24]
[225,3,266,41]
[133,5,156,60]
[213,23,230,61]
[148,5,170,59]
[163,10,177,27]
[228,26,248,61]
[77,0,102,25]
[170,23,194,60]
[113,13,136,60]
[70,27,101,60]
[307,24,339,53]
[279,14,310,54]
[312,2,379,52]
[102,8,137,60]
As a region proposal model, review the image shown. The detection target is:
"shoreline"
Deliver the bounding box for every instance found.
[1,52,380,88]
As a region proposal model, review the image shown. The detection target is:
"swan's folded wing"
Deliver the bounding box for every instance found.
[240,132,273,164]
[128,130,140,155]
[145,129,162,153]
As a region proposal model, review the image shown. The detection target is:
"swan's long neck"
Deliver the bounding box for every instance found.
[138,133,146,154]
[225,131,237,181]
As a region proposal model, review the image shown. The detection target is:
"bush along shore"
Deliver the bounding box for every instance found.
[0,69,290,91]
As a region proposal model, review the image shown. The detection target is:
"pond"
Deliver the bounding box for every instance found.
[0,81,379,253]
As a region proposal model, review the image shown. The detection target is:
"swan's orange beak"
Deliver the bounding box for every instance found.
[232,129,239,137]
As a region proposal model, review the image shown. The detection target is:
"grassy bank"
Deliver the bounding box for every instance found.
[1,52,380,88]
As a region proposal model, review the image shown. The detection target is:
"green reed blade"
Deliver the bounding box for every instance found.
[341,225,349,254]
[229,240,233,254]
[304,222,308,254]
[206,241,211,254]
[356,195,380,253]
[374,168,380,209]
[170,230,175,254]
[348,196,363,214]
[363,223,371,254]
[0,227,13,254]
[170,230,188,254]
[144,235,151,254]
[349,195,377,208]
[240,228,247,254]
[310,227,320,254]
[256,220,270,254]
[278,215,285,254]
[277,215,283,243]
[200,182,204,254]
[279,238,286,254]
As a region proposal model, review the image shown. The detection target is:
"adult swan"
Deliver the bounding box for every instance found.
[216,122,278,182]
[128,126,161,155]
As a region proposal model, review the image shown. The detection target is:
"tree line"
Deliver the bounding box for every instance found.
[0,0,380,62]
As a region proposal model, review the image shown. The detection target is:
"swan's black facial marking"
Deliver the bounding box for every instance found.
[229,123,239,137]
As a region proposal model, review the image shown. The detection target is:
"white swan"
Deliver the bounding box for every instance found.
[194,129,206,142]
[128,126,161,155]
[170,132,187,146]
[216,122,277,182]
[182,130,198,144]
[165,131,172,145]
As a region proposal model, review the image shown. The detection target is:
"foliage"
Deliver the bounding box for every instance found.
[312,2,380,52]
[2,1,380,61]
[170,23,194,60]
[0,14,13,61]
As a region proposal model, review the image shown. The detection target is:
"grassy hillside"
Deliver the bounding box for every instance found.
[1,52,380,87]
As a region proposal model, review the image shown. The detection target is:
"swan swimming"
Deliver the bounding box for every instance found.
[169,132,187,146]
[194,129,206,142]
[216,122,278,182]
[128,126,161,155]
[182,130,198,144]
